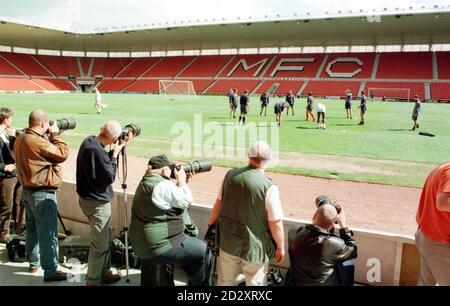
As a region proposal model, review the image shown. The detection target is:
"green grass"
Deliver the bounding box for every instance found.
[3,93,450,187]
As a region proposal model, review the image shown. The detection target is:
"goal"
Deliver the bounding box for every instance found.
[367,88,410,102]
[159,80,196,95]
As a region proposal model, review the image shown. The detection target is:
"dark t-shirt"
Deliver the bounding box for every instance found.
[260,94,269,106]
[76,135,117,202]
[286,94,295,105]
[306,96,314,109]
[240,94,249,106]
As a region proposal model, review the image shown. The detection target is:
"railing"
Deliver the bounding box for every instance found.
[57,181,420,286]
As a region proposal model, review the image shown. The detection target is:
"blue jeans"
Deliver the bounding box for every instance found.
[22,190,59,277]
[141,237,210,286]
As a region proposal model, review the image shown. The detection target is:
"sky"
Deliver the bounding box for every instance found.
[0,0,449,33]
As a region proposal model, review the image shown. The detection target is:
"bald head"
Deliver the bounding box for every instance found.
[29,109,49,128]
[248,141,272,168]
[313,204,338,230]
[100,121,122,140]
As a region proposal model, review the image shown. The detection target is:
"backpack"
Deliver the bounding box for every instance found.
[6,234,27,262]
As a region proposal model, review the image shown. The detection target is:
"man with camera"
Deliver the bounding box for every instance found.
[208,141,285,286]
[129,155,210,286]
[415,163,450,285]
[285,195,357,286]
[0,108,17,243]
[286,90,295,116]
[13,109,70,281]
[76,121,133,286]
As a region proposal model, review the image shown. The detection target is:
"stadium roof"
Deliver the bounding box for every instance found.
[1,10,450,52]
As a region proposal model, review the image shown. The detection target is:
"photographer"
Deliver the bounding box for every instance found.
[13,109,70,282]
[129,155,209,286]
[0,108,17,243]
[286,196,357,286]
[208,141,285,286]
[76,121,132,286]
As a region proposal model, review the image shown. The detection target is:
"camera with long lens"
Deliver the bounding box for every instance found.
[119,123,141,141]
[49,118,76,133]
[170,160,212,179]
[315,195,342,214]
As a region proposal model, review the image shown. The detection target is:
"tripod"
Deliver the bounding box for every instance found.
[119,145,131,283]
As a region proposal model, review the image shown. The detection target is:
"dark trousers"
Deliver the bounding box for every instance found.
[0,177,18,237]
[141,236,210,286]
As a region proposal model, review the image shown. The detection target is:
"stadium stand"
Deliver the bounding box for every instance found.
[34,55,79,77]
[263,54,325,78]
[364,81,425,99]
[303,80,361,98]
[178,55,233,78]
[319,53,375,79]
[31,78,75,91]
[0,52,51,76]
[115,57,161,78]
[0,51,449,100]
[255,80,304,95]
[141,56,196,78]
[91,57,134,78]
[376,52,433,79]
[436,51,450,80]
[0,77,44,91]
[430,82,450,101]
[205,79,261,95]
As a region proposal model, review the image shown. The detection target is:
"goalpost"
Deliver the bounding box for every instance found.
[159,80,196,96]
[367,88,411,102]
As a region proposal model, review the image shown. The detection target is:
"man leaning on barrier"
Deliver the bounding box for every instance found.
[13,109,70,282]
[208,141,285,286]
[129,154,210,286]
[285,197,358,286]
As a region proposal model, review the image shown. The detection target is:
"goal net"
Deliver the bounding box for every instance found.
[159,80,196,95]
[367,88,410,102]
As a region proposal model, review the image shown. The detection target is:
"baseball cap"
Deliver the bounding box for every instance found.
[148,155,175,169]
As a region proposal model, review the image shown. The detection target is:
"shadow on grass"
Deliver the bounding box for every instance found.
[386,128,410,132]
[296,126,316,130]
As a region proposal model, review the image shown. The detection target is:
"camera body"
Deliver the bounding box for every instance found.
[119,123,141,141]
[169,160,212,179]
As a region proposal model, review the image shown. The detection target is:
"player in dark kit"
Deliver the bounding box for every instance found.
[229,88,238,119]
[286,90,295,116]
[239,90,249,125]
[411,95,421,131]
[274,102,289,127]
[260,92,269,116]
[358,91,367,126]
[305,92,315,121]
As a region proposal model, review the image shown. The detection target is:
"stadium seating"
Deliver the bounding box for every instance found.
[436,51,450,80]
[319,53,375,79]
[142,56,196,78]
[376,52,433,79]
[0,56,24,75]
[205,79,261,94]
[0,52,51,76]
[0,77,44,91]
[364,81,425,99]
[263,54,325,78]
[34,55,79,77]
[98,80,136,91]
[255,80,304,95]
[0,51,449,100]
[91,58,134,77]
[179,55,233,78]
[115,57,161,78]
[430,82,450,100]
[303,80,361,97]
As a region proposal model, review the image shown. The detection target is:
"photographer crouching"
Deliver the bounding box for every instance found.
[13,109,70,282]
[76,121,135,286]
[285,195,358,286]
[129,155,210,286]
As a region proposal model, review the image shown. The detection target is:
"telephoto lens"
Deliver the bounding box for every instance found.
[170,160,212,179]
[50,118,76,131]
[120,123,141,140]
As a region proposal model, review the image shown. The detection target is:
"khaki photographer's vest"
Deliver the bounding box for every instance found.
[218,166,275,263]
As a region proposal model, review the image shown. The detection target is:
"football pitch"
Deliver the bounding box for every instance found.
[3,93,450,188]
